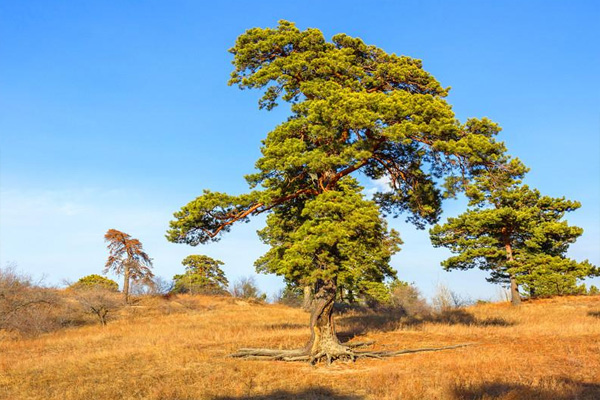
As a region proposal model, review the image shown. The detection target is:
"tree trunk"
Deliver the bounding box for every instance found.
[303,281,353,363]
[302,285,313,311]
[509,274,521,306]
[503,240,521,306]
[229,279,473,363]
[123,266,130,303]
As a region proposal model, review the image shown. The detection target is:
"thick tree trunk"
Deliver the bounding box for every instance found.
[302,285,313,311]
[303,281,353,363]
[229,282,473,363]
[123,266,130,303]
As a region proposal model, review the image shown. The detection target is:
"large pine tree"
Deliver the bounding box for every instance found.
[167,21,508,362]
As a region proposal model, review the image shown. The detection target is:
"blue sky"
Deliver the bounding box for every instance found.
[1,0,599,300]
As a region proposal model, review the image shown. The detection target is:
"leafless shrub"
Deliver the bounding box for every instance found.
[150,276,174,296]
[0,264,64,336]
[230,276,267,302]
[73,288,123,326]
[388,282,430,316]
[432,283,471,312]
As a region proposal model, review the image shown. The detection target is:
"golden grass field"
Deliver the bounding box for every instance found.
[1,294,599,400]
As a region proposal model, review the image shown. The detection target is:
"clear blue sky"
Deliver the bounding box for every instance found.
[1,0,599,300]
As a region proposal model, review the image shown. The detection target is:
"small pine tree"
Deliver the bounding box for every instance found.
[172,255,228,295]
[70,274,119,292]
[104,229,153,302]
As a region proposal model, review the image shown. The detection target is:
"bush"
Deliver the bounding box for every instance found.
[70,274,119,292]
[73,288,122,326]
[388,280,430,315]
[230,276,267,302]
[432,283,470,312]
[0,265,67,336]
[273,285,304,307]
[150,276,174,296]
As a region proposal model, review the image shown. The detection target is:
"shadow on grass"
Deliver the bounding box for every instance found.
[588,310,600,318]
[452,378,600,400]
[337,308,515,337]
[214,387,363,399]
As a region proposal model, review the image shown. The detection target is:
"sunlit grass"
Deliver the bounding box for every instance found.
[1,294,599,399]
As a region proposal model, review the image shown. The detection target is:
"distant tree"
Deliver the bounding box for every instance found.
[104,229,154,303]
[172,255,229,294]
[70,274,119,292]
[273,284,304,307]
[167,21,507,363]
[430,160,597,305]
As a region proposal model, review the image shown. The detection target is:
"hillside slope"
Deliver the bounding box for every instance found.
[1,295,599,399]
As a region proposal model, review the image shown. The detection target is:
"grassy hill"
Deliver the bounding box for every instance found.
[1,295,599,399]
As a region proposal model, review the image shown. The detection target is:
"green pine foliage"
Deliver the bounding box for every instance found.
[167,21,509,301]
[70,274,119,292]
[255,177,401,302]
[430,159,598,299]
[172,255,229,295]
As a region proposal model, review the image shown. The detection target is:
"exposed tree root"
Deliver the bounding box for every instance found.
[230,342,472,364]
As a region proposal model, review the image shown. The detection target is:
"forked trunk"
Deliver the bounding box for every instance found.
[303,281,353,363]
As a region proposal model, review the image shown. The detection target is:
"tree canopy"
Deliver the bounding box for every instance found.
[104,229,153,302]
[430,160,598,303]
[172,255,229,294]
[255,177,401,303]
[167,21,508,249]
[70,274,119,292]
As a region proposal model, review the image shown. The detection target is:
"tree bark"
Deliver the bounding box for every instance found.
[509,274,521,306]
[229,282,473,363]
[302,285,313,311]
[504,242,521,306]
[303,281,353,363]
[123,266,130,303]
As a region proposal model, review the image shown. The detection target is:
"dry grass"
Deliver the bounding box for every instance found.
[1,294,599,399]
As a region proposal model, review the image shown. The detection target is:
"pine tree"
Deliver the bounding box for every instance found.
[167,21,507,362]
[104,229,153,303]
[430,160,597,304]
[172,255,229,295]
